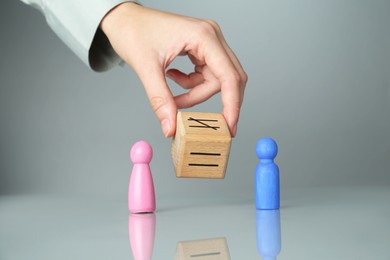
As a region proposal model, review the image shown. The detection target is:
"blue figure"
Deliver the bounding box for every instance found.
[255,138,280,210]
[256,209,281,260]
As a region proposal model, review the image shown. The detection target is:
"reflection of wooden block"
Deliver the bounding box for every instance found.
[172,112,232,179]
[175,237,230,260]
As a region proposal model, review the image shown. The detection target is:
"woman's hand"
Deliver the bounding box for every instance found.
[101,3,247,137]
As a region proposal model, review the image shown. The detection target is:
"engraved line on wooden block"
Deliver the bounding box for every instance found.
[188,117,219,130]
[190,152,221,156]
[190,252,221,257]
[188,163,219,167]
[187,118,218,122]
[189,126,220,129]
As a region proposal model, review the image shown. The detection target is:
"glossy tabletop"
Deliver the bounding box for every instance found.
[1,186,389,260]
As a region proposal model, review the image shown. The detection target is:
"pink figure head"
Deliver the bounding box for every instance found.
[130,141,153,164]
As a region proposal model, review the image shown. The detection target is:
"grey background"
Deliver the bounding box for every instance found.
[0,0,389,199]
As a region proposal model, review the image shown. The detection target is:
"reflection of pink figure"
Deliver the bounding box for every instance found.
[129,213,156,260]
[129,141,156,213]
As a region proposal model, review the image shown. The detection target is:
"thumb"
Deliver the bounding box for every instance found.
[136,66,177,138]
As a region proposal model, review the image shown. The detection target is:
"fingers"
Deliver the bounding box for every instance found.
[174,20,246,137]
[209,20,248,92]
[173,81,220,108]
[135,64,178,138]
[198,36,243,136]
[205,21,247,137]
[170,65,220,108]
[168,20,247,138]
[166,68,204,89]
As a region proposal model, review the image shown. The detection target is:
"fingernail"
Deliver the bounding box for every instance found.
[166,71,175,80]
[161,119,171,138]
[232,124,237,137]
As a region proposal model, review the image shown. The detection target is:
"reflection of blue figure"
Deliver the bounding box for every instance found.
[255,138,280,210]
[256,210,281,260]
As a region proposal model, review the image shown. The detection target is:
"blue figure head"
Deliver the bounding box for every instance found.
[256,138,278,160]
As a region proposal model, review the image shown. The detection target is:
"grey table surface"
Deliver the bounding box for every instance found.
[1,185,389,260]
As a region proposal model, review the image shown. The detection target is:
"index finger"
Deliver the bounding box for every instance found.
[198,37,242,137]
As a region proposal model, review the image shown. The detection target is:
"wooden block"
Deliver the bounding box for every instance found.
[175,237,230,260]
[172,112,232,179]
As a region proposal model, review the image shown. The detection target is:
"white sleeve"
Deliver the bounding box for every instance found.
[20,0,139,72]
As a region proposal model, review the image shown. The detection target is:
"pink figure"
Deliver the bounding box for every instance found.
[128,140,156,213]
[128,213,156,260]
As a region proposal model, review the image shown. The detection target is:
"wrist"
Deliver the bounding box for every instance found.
[100,2,140,37]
